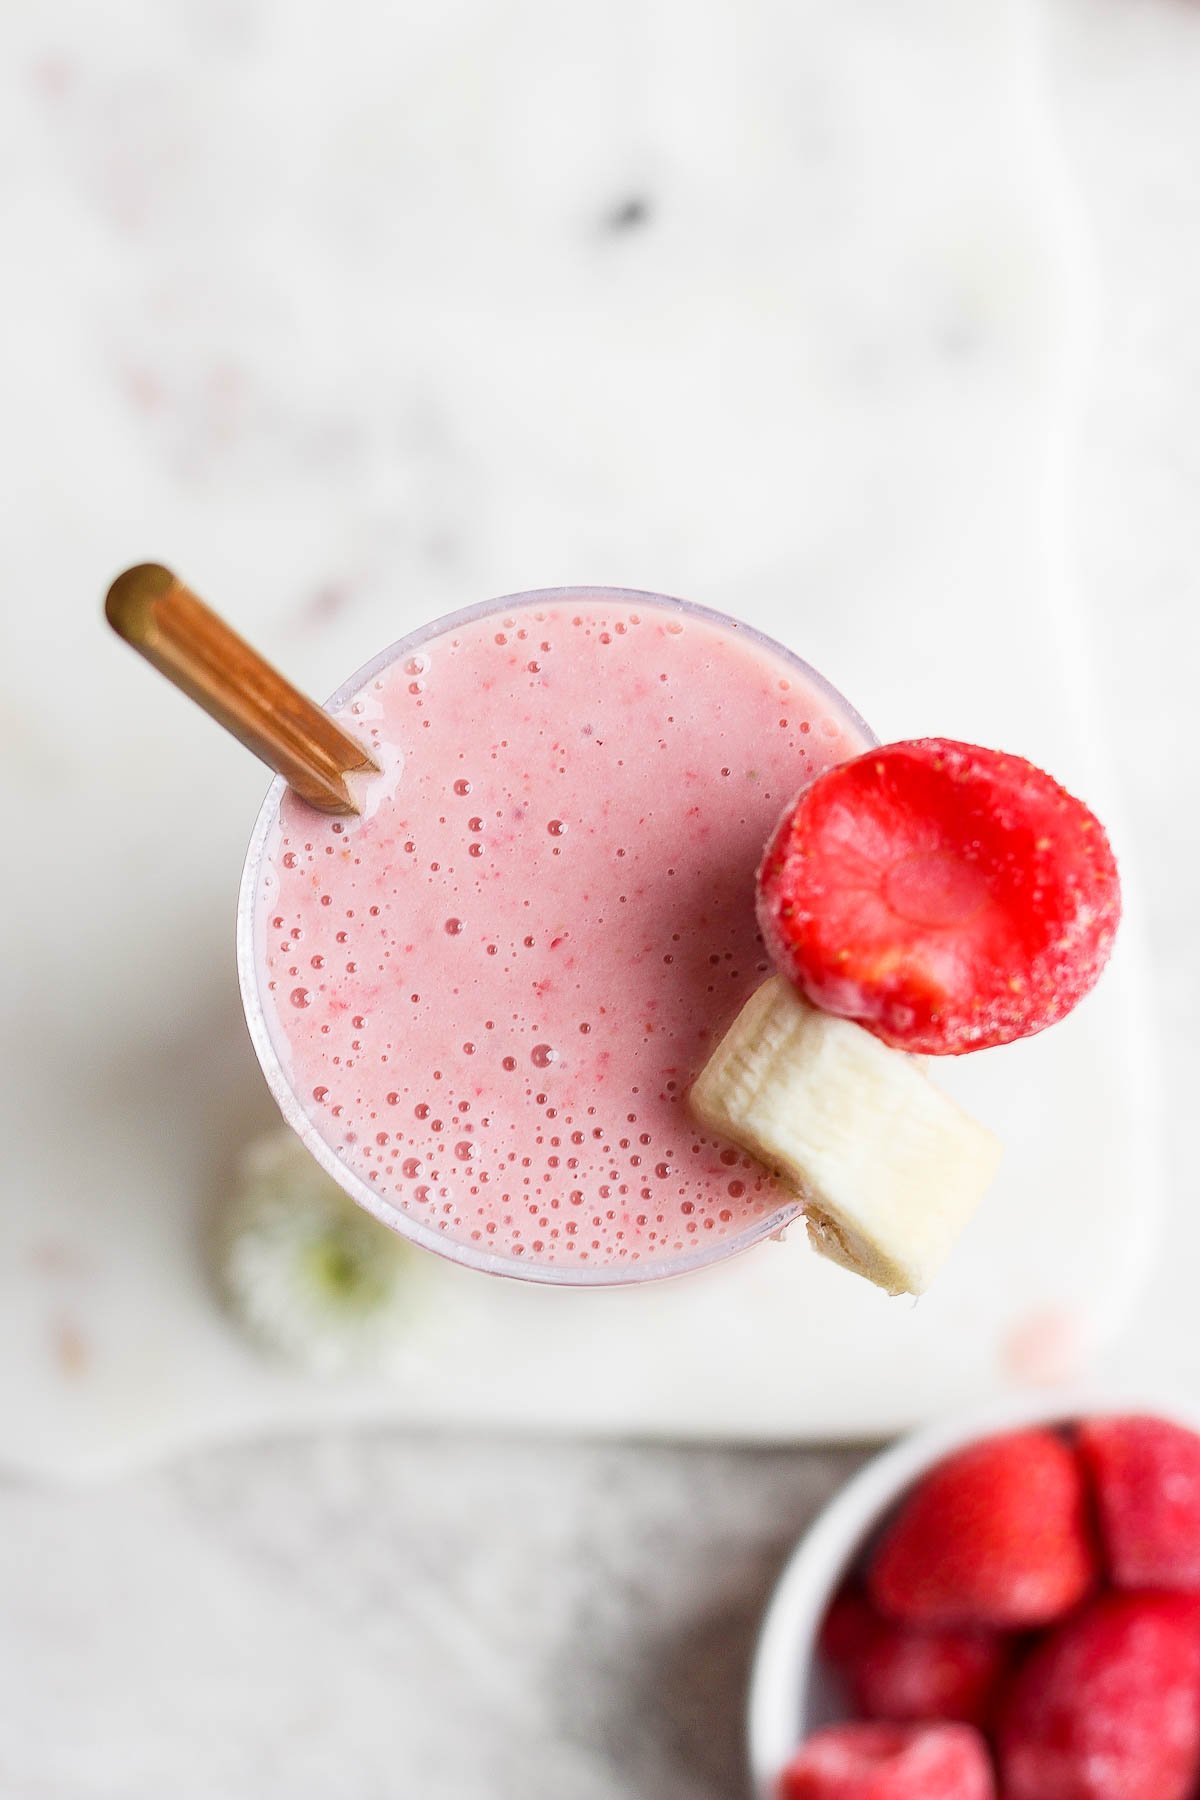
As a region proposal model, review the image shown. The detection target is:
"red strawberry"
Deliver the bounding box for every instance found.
[868,1429,1095,1628]
[1078,1414,1200,1589]
[996,1591,1200,1800]
[755,738,1120,1054]
[820,1586,879,1667]
[819,1587,1010,1726]
[779,1722,994,1799]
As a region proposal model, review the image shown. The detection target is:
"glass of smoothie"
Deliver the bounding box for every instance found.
[237,588,874,1284]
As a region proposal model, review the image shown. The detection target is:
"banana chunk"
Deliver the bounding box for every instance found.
[689,977,1002,1296]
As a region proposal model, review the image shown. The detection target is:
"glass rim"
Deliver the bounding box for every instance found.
[236,585,876,1288]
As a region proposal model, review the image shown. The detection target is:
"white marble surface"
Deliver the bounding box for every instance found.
[6,0,1165,1481]
[3,0,1200,1794]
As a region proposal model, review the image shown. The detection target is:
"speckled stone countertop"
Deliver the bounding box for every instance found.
[3,0,1200,1795]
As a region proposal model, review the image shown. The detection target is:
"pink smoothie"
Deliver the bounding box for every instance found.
[245,591,870,1280]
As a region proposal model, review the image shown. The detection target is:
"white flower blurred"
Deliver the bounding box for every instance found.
[218,1130,418,1373]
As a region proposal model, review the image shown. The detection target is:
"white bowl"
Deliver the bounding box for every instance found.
[746,1388,1200,1799]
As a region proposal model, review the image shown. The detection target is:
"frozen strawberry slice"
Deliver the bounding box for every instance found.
[779,1721,994,1798]
[819,1586,1010,1726]
[756,738,1120,1054]
[1078,1414,1200,1589]
[997,1591,1200,1800]
[868,1429,1095,1628]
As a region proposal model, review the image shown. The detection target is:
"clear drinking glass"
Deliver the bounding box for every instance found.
[237,587,874,1286]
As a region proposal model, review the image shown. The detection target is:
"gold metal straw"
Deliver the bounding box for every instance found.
[105,563,378,815]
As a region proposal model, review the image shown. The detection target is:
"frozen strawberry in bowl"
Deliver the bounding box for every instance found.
[867,1428,1096,1629]
[997,1591,1200,1800]
[1077,1414,1200,1590]
[779,1721,995,1798]
[747,1399,1200,1800]
[817,1589,1010,1727]
[690,736,1121,1297]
